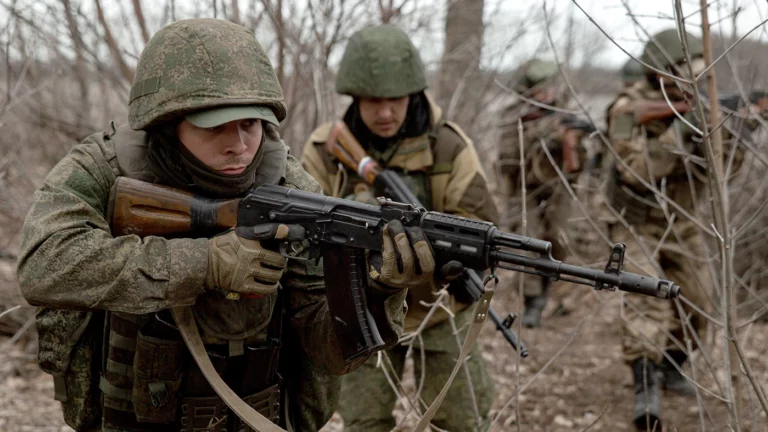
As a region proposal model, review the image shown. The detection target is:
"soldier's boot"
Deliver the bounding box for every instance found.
[632,357,662,431]
[658,351,695,396]
[522,278,550,328]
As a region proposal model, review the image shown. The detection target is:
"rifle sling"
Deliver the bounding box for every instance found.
[171,307,286,432]
[412,288,494,432]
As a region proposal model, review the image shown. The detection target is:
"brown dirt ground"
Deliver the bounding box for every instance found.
[2,265,767,432]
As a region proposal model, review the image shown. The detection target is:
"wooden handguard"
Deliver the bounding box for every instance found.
[326,121,381,184]
[107,177,238,237]
[633,100,691,125]
[562,129,581,173]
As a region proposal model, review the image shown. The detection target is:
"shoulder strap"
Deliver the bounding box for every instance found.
[172,307,286,432]
[412,288,494,431]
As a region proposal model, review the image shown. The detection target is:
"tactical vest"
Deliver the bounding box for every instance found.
[317,119,468,213]
[605,82,696,225]
[37,125,289,432]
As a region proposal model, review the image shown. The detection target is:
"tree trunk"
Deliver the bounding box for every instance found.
[60,0,89,127]
[437,0,484,119]
[230,0,240,24]
[95,0,134,83]
[131,0,150,44]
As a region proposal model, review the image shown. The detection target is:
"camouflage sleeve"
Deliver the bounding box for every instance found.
[443,134,499,225]
[280,156,407,375]
[299,137,335,196]
[608,96,682,186]
[16,139,208,314]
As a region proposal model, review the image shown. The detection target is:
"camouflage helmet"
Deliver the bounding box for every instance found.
[129,18,286,130]
[640,28,704,72]
[621,58,643,85]
[335,25,427,99]
[517,59,559,90]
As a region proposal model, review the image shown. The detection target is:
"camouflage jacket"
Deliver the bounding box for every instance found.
[301,95,498,332]
[17,125,407,430]
[497,102,590,192]
[606,80,743,222]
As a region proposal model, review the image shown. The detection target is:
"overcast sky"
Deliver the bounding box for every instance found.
[58,0,768,73]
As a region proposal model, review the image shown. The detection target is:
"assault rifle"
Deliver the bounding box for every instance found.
[634,90,768,125]
[514,108,596,173]
[559,114,597,173]
[109,177,679,363]
[325,121,529,357]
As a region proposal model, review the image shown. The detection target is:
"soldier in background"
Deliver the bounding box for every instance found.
[496,59,594,327]
[621,58,644,88]
[605,29,739,430]
[302,25,498,432]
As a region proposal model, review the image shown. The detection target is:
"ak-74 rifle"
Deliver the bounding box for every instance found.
[633,90,768,125]
[109,173,679,363]
[108,170,680,432]
[325,121,529,357]
[516,107,598,173]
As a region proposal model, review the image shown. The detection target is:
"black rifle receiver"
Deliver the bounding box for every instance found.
[237,186,679,362]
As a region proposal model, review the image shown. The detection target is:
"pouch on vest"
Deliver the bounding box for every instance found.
[132,322,186,423]
[36,308,104,431]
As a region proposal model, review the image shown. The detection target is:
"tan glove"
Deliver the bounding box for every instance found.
[369,219,436,290]
[205,224,305,298]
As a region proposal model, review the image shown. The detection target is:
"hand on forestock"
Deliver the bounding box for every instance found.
[368,220,436,291]
[205,224,306,298]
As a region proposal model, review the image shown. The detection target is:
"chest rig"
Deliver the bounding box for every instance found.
[333,121,452,211]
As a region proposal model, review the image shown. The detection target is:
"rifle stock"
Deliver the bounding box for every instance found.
[326,121,379,185]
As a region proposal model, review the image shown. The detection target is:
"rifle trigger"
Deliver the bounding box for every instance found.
[278,241,311,261]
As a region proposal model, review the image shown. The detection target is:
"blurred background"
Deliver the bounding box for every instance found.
[2,0,768,430]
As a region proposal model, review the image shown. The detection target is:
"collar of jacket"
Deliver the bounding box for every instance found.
[111,124,287,189]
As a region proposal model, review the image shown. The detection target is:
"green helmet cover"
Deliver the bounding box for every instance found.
[129,18,286,130]
[335,25,427,98]
[517,59,559,90]
[621,58,644,84]
[640,28,703,72]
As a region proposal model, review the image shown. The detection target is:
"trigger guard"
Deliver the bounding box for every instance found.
[279,241,311,261]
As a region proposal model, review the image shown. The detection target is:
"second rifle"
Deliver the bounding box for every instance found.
[324,121,531,355]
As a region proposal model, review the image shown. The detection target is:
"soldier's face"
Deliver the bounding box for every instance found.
[531,87,555,104]
[358,96,409,138]
[177,119,263,175]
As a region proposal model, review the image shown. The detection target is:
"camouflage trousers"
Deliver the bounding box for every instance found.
[503,181,570,298]
[611,220,713,364]
[338,307,495,432]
